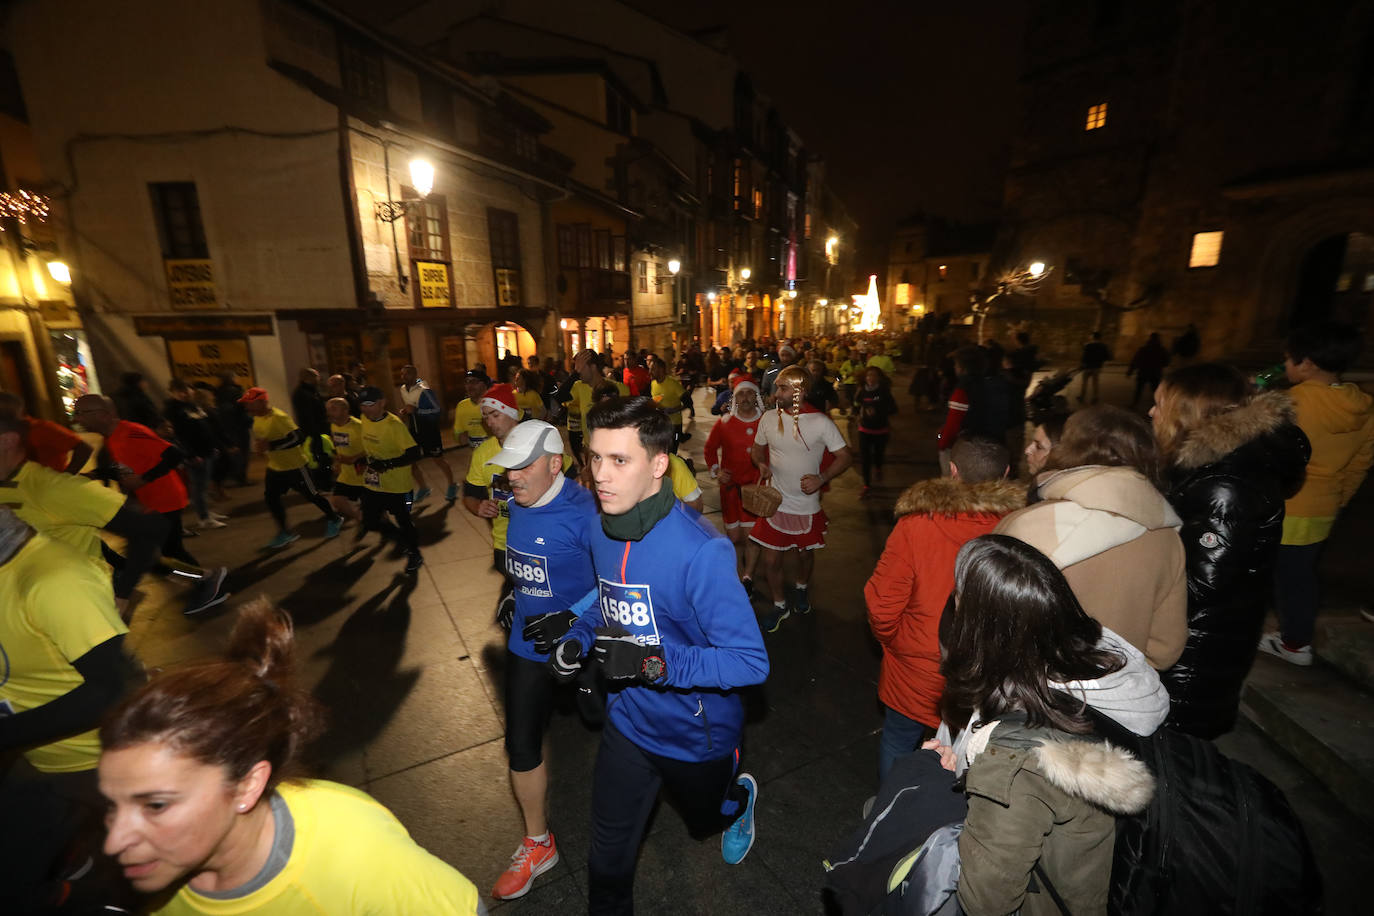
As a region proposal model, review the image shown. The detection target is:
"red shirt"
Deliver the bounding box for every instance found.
[623,366,651,397]
[106,420,187,513]
[25,418,82,471]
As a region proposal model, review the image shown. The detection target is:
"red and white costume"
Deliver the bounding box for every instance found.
[705,380,763,529]
[750,402,848,551]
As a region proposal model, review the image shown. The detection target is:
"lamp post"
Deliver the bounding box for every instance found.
[374,155,436,294]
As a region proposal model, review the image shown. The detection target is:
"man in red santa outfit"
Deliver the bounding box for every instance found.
[705,376,764,593]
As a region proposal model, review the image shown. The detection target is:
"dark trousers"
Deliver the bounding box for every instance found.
[1132,372,1162,407]
[858,431,890,486]
[505,652,556,772]
[1275,540,1325,646]
[587,722,747,915]
[0,761,102,911]
[104,501,172,599]
[361,489,418,555]
[264,467,336,530]
[159,509,198,566]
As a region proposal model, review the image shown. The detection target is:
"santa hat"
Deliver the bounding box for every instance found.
[728,379,761,420]
[730,373,756,390]
[480,384,520,419]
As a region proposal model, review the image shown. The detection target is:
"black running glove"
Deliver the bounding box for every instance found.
[523,610,577,655]
[548,638,583,682]
[593,625,667,684]
[495,591,516,632]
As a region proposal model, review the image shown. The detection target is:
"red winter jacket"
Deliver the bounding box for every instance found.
[864,478,1025,726]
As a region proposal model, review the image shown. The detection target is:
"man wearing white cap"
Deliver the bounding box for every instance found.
[463,385,571,628]
[488,420,598,900]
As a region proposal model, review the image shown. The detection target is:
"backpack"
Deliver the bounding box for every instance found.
[1085,709,1322,915]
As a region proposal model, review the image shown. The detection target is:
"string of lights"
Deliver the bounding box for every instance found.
[0,189,51,225]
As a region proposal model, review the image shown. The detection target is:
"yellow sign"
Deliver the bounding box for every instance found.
[166,338,254,387]
[416,260,451,308]
[165,259,218,310]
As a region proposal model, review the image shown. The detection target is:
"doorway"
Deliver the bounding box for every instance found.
[1288,232,1374,332]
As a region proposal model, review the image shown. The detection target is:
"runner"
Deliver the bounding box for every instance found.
[487,420,598,900]
[463,384,530,628]
[325,396,365,525]
[852,366,899,495]
[548,396,769,912]
[451,370,491,451]
[650,356,688,454]
[750,365,854,632]
[398,364,458,504]
[0,507,131,913]
[71,394,231,617]
[704,378,764,591]
[0,391,93,472]
[357,387,424,574]
[240,387,343,550]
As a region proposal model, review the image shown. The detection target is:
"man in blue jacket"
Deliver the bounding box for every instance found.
[550,396,770,914]
[487,420,598,900]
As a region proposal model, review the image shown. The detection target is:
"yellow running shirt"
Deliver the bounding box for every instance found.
[150,780,482,915]
[329,417,366,488]
[0,460,124,561]
[565,381,593,433]
[451,398,487,449]
[360,413,417,495]
[652,377,686,429]
[669,454,701,503]
[467,436,572,551]
[0,533,127,772]
[516,389,543,419]
[253,409,308,472]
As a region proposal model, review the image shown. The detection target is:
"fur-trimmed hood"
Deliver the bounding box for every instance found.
[965,721,1155,816]
[1173,391,1296,470]
[894,477,1026,519]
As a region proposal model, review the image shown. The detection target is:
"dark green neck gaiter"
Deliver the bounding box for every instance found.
[601,476,676,542]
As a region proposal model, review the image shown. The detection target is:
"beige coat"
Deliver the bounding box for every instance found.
[995,466,1188,669]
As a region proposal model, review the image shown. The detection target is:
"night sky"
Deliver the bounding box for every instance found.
[622,0,1029,285]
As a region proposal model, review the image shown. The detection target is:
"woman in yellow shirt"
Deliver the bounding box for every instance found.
[514,369,546,420]
[98,599,482,915]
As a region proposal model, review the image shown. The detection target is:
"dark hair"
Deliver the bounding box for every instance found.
[1016,331,1031,345]
[1037,410,1071,447]
[120,371,144,387]
[586,395,674,456]
[941,535,1125,733]
[167,378,190,394]
[1042,404,1159,484]
[100,599,322,792]
[516,368,543,394]
[1285,322,1362,374]
[953,345,985,378]
[950,435,1010,483]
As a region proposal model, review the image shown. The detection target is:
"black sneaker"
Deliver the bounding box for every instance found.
[184,567,230,616]
[405,552,424,574]
[741,576,755,599]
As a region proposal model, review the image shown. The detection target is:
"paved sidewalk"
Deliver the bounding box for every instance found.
[119,370,1372,912]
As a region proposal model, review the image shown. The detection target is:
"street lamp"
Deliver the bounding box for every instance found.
[740,267,751,281]
[46,260,71,284]
[707,291,716,302]
[667,258,681,275]
[1028,261,1047,278]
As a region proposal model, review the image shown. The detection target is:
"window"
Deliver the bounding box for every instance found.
[594,230,611,271]
[753,188,763,219]
[406,190,448,262]
[804,212,812,239]
[605,84,632,134]
[937,264,948,280]
[149,182,209,259]
[339,35,387,109]
[576,225,593,268]
[514,129,538,161]
[557,225,576,269]
[1085,102,1108,131]
[732,159,743,210]
[1189,230,1224,268]
[637,260,649,293]
[612,236,627,273]
[486,208,522,306]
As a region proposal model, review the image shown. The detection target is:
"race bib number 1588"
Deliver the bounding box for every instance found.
[598,579,661,646]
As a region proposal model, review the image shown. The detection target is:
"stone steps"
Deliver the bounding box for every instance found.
[1240,626,1374,826]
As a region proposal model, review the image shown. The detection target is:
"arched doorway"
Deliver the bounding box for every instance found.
[1287,231,1374,333]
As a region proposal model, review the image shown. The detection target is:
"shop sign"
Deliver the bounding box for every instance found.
[165,259,219,310]
[495,268,521,306]
[166,338,254,387]
[134,314,274,337]
[416,260,452,308]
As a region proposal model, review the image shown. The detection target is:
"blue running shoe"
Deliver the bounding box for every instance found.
[721,773,758,865]
[445,483,459,502]
[265,531,299,550]
[793,589,812,615]
[414,487,432,502]
[325,516,344,538]
[761,605,789,633]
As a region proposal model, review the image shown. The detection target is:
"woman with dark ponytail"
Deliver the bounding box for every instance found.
[98,598,482,914]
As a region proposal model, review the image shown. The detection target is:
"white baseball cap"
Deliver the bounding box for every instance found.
[486,420,564,470]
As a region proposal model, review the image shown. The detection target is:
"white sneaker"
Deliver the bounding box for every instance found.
[209,511,229,521]
[1361,607,1374,624]
[196,517,228,530]
[1258,632,1313,667]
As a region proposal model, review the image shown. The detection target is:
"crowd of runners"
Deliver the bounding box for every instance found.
[1,319,1368,914]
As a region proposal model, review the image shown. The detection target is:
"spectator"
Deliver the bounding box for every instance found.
[936,346,984,476]
[1023,410,1070,480]
[215,372,251,485]
[1127,332,1171,408]
[1151,363,1310,738]
[1078,332,1112,404]
[1172,323,1201,362]
[113,371,161,430]
[996,405,1188,670]
[864,437,1023,783]
[1262,323,1374,665]
[164,378,227,529]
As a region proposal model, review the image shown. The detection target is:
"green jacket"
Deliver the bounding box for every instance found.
[957,720,1155,916]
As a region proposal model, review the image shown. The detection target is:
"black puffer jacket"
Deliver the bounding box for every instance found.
[1160,392,1310,738]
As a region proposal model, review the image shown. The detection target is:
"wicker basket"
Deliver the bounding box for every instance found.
[740,483,783,518]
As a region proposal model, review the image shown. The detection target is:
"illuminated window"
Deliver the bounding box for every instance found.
[937,264,948,280]
[1189,230,1224,268]
[895,283,911,306]
[753,188,763,218]
[1085,102,1108,131]
[804,212,812,239]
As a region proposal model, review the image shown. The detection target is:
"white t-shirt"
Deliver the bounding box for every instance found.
[754,409,848,515]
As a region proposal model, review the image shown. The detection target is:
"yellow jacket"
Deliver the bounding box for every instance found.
[1285,380,1374,518]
